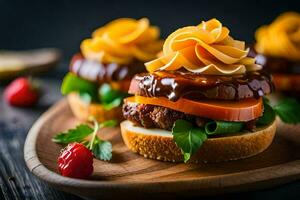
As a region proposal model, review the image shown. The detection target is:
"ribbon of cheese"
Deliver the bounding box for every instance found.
[145,19,261,75]
[255,12,300,61]
[81,18,163,64]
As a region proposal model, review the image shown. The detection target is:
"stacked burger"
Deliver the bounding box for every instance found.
[121,19,276,163]
[61,18,163,122]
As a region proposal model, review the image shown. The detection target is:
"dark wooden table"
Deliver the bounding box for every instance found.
[1,65,300,200]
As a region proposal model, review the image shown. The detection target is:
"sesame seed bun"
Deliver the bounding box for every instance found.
[67,92,123,122]
[120,120,277,163]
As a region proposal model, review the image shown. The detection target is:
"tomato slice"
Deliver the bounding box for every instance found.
[125,96,263,122]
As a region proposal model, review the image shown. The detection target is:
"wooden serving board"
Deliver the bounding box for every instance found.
[24,98,300,199]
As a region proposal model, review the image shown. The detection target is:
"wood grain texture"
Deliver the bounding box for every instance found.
[24,98,300,199]
[0,80,81,200]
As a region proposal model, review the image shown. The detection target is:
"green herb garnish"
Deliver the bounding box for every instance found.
[52,124,93,144]
[172,119,242,162]
[52,118,117,161]
[172,120,207,163]
[91,138,112,161]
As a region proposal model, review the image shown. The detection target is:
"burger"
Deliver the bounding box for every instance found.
[60,18,163,122]
[120,18,278,163]
[253,12,300,98]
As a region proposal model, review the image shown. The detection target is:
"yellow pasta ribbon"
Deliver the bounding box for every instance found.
[255,12,300,61]
[145,19,261,75]
[81,18,163,64]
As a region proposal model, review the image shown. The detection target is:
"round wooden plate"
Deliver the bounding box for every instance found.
[24,98,300,199]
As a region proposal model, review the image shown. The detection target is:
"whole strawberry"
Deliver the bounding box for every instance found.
[4,77,39,107]
[58,143,94,179]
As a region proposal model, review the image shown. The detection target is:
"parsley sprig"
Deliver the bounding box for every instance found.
[52,118,117,161]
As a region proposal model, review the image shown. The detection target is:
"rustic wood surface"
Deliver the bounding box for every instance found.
[1,75,300,199]
[0,78,81,200]
[25,96,300,199]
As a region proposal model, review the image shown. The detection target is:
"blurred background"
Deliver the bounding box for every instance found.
[1,0,300,77]
[1,1,300,200]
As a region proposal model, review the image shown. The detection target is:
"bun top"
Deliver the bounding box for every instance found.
[81,18,163,64]
[255,12,300,61]
[145,19,261,75]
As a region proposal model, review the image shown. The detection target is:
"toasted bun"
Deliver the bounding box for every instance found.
[120,120,277,163]
[67,93,123,122]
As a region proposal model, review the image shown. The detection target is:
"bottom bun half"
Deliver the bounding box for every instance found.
[67,93,123,122]
[120,120,277,163]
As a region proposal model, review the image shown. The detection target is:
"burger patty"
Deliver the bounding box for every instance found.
[123,102,257,131]
[129,70,274,101]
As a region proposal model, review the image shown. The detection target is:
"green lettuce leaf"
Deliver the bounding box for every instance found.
[61,73,98,101]
[172,120,207,162]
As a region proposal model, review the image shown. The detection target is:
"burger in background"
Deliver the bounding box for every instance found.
[61,18,163,122]
[253,12,300,98]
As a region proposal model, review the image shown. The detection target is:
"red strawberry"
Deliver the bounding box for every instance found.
[58,143,93,179]
[4,77,39,107]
